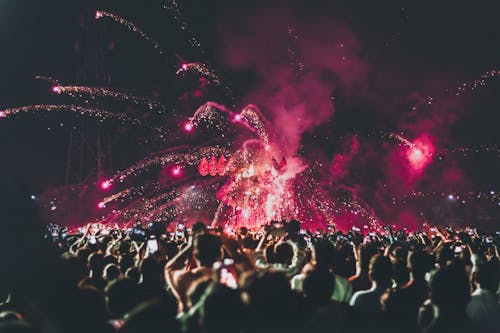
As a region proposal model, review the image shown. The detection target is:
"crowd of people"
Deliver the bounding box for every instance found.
[0,192,499,333]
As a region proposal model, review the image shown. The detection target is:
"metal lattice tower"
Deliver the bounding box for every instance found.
[65,2,113,185]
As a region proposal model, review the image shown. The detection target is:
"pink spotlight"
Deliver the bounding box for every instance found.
[183,122,194,132]
[101,180,112,190]
[97,202,106,209]
[52,86,61,94]
[171,166,182,177]
[233,114,242,122]
[95,11,103,19]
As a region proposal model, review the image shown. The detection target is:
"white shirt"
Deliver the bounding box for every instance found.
[466,287,500,332]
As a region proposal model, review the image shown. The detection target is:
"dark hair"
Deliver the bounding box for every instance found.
[430,264,470,313]
[313,239,335,269]
[87,252,104,273]
[104,264,122,281]
[105,278,141,318]
[476,261,499,292]
[274,242,294,265]
[303,268,335,306]
[200,284,245,333]
[369,254,393,286]
[409,250,434,276]
[194,233,222,267]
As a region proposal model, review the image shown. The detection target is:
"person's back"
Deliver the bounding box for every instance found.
[165,233,221,311]
[349,243,377,292]
[466,262,500,333]
[392,250,433,326]
[425,264,476,333]
[350,254,392,315]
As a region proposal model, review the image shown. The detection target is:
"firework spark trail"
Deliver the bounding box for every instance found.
[95,10,165,55]
[379,130,499,157]
[0,104,140,125]
[410,69,500,112]
[51,86,167,111]
[162,0,206,55]
[109,146,231,183]
[177,62,222,86]
[34,75,61,86]
[188,101,234,131]
[177,63,235,104]
[240,104,270,145]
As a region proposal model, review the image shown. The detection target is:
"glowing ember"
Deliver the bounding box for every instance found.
[101,180,112,190]
[183,122,194,132]
[171,166,182,176]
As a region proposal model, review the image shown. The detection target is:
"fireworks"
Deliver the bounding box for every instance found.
[49,85,166,111]
[0,104,140,125]
[95,10,165,55]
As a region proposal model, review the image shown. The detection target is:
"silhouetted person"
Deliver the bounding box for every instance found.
[466,262,500,333]
[350,254,392,315]
[424,264,476,333]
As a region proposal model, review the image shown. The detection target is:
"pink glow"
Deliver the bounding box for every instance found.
[406,135,434,172]
[183,122,194,132]
[95,11,103,19]
[97,202,106,209]
[171,166,182,176]
[52,86,61,94]
[181,63,188,71]
[233,114,242,122]
[0,111,5,118]
[100,180,112,190]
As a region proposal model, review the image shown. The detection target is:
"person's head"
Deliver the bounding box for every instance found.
[119,254,135,273]
[192,221,207,236]
[200,284,245,333]
[139,257,162,284]
[242,236,257,250]
[358,243,378,272]
[274,242,294,265]
[436,246,454,267]
[103,254,118,266]
[408,250,433,278]
[369,254,393,287]
[120,298,179,333]
[125,266,140,285]
[264,243,276,264]
[87,252,104,274]
[392,260,410,287]
[312,239,334,270]
[105,278,141,318]
[430,264,470,315]
[303,268,335,307]
[475,261,499,292]
[163,241,179,260]
[241,271,295,325]
[193,233,222,267]
[103,263,122,282]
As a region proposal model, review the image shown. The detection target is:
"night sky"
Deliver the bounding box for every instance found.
[1,0,499,228]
